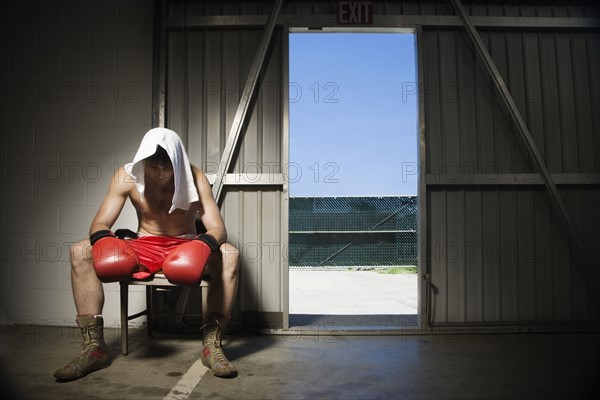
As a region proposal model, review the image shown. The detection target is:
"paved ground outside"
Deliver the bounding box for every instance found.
[289,270,418,315]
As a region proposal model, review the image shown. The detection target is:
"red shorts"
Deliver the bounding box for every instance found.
[126,235,194,280]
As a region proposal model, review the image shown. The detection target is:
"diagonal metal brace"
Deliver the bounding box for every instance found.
[212,0,284,204]
[450,0,600,311]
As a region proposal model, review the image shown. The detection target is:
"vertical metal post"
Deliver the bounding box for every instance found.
[415,25,430,330]
[281,25,291,330]
[211,0,284,203]
[450,0,600,311]
[153,0,167,128]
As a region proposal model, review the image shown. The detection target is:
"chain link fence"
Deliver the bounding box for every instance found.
[289,196,417,269]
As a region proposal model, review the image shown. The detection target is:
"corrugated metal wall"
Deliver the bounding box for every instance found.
[168,1,600,19]
[165,26,287,326]
[422,27,600,325]
[163,0,599,329]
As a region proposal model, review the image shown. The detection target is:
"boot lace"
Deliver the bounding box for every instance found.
[202,320,231,366]
[202,320,222,346]
[63,328,94,368]
[207,342,230,366]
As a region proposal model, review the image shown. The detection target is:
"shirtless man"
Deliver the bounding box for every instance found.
[54,128,239,381]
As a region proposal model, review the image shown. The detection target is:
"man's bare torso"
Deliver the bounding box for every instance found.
[123,167,201,237]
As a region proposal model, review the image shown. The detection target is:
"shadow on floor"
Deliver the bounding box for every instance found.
[289,313,417,328]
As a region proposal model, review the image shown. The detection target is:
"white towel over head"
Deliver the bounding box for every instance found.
[124,128,199,213]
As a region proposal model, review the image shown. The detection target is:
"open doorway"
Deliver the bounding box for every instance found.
[288,32,419,329]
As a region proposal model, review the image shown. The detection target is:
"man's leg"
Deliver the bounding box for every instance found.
[54,239,110,382]
[207,242,239,318]
[71,239,104,315]
[201,242,239,378]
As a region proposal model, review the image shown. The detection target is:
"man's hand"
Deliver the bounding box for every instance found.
[91,230,139,282]
[162,235,218,285]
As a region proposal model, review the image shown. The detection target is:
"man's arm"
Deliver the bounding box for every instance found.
[193,166,227,245]
[87,167,139,282]
[89,167,131,235]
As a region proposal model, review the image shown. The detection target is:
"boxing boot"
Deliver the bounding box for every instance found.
[54,315,110,381]
[200,315,237,378]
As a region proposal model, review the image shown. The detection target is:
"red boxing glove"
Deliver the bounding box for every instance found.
[90,230,139,282]
[162,238,214,286]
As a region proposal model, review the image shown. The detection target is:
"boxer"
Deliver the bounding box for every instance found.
[54,128,239,381]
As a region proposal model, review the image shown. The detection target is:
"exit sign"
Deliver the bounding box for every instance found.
[337,1,373,25]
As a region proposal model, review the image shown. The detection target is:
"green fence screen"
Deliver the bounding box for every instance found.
[289,196,417,268]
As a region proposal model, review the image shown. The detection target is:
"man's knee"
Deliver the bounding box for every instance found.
[219,243,239,273]
[70,239,92,267]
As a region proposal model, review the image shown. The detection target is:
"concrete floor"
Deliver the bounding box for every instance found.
[289,270,418,315]
[1,324,599,400]
[289,270,419,329]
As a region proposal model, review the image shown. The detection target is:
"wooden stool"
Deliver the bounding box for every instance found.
[119,273,211,355]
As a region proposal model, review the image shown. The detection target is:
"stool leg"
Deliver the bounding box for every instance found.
[201,283,209,331]
[146,286,153,336]
[120,281,128,355]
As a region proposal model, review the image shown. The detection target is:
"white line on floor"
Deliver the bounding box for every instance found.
[163,358,209,400]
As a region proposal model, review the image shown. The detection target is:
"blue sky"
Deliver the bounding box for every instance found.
[289,33,418,197]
